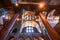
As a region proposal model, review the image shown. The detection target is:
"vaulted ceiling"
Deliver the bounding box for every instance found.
[0,0,60,6]
[0,0,60,16]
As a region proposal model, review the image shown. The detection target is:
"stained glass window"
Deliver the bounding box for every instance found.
[26,26,34,33]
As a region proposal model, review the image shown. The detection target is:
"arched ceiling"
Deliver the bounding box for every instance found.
[0,0,60,16]
[0,0,60,6]
[23,0,60,5]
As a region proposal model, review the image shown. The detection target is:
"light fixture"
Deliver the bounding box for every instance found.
[36,19,39,21]
[39,2,46,8]
[5,16,9,19]
[15,3,19,6]
[16,18,20,21]
[2,15,5,18]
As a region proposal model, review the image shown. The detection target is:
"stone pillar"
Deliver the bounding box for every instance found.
[0,13,19,40]
[39,13,60,40]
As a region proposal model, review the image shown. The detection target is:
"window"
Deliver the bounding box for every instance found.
[26,26,34,33]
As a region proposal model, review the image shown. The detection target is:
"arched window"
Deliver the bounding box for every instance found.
[26,26,34,33]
